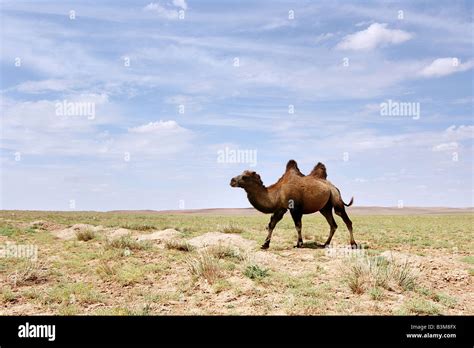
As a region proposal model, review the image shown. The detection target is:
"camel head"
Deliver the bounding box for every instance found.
[230,170,263,189]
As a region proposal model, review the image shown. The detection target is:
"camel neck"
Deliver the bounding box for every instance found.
[245,185,276,214]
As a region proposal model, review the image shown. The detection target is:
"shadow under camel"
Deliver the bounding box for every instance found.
[298,241,326,249]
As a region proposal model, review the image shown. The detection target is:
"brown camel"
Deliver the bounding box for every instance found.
[230,160,356,249]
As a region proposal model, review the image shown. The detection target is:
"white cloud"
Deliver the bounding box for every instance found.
[128,120,184,133]
[419,57,474,78]
[2,94,111,129]
[144,3,178,19]
[314,32,334,44]
[444,125,474,140]
[0,95,124,157]
[144,2,185,19]
[258,18,294,31]
[355,21,373,27]
[432,142,459,152]
[272,124,473,156]
[172,0,188,10]
[1,96,195,159]
[335,3,472,45]
[15,79,75,94]
[351,125,473,152]
[336,23,412,50]
[1,14,429,103]
[114,120,194,157]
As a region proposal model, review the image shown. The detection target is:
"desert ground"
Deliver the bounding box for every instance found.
[0,208,472,315]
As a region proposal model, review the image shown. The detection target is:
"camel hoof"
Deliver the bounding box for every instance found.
[294,241,304,248]
[261,243,270,250]
[351,243,358,249]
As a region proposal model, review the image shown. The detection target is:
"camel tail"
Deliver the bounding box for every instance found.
[344,197,354,207]
[333,186,353,207]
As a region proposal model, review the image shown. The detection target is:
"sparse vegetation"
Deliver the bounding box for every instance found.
[221,224,245,234]
[392,260,417,291]
[212,279,232,293]
[345,260,366,294]
[115,264,146,286]
[343,255,417,294]
[121,223,155,231]
[165,239,194,252]
[1,287,18,303]
[402,297,441,315]
[416,287,457,308]
[0,210,471,315]
[96,260,116,278]
[8,260,46,287]
[43,283,103,305]
[0,225,17,236]
[244,264,269,280]
[460,255,474,264]
[207,244,243,261]
[76,229,96,241]
[369,287,384,301]
[186,252,222,283]
[106,236,150,251]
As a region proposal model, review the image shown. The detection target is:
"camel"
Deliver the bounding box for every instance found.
[230,160,356,249]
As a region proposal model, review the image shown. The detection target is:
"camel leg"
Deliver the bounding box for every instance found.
[261,208,287,249]
[335,207,357,248]
[290,209,304,248]
[320,204,338,246]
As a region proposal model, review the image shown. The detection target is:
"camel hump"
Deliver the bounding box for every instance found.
[310,162,327,179]
[286,160,304,176]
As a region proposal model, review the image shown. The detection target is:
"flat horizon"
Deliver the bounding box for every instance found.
[1,206,473,215]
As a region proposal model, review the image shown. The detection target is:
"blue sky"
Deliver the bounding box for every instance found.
[0,0,473,210]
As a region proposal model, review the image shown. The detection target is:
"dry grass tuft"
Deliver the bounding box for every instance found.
[165,239,194,252]
[392,260,417,291]
[8,260,47,287]
[186,252,222,283]
[106,236,150,251]
[76,229,96,241]
[207,243,243,261]
[220,224,245,234]
[343,255,417,295]
[402,297,440,315]
[96,260,116,278]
